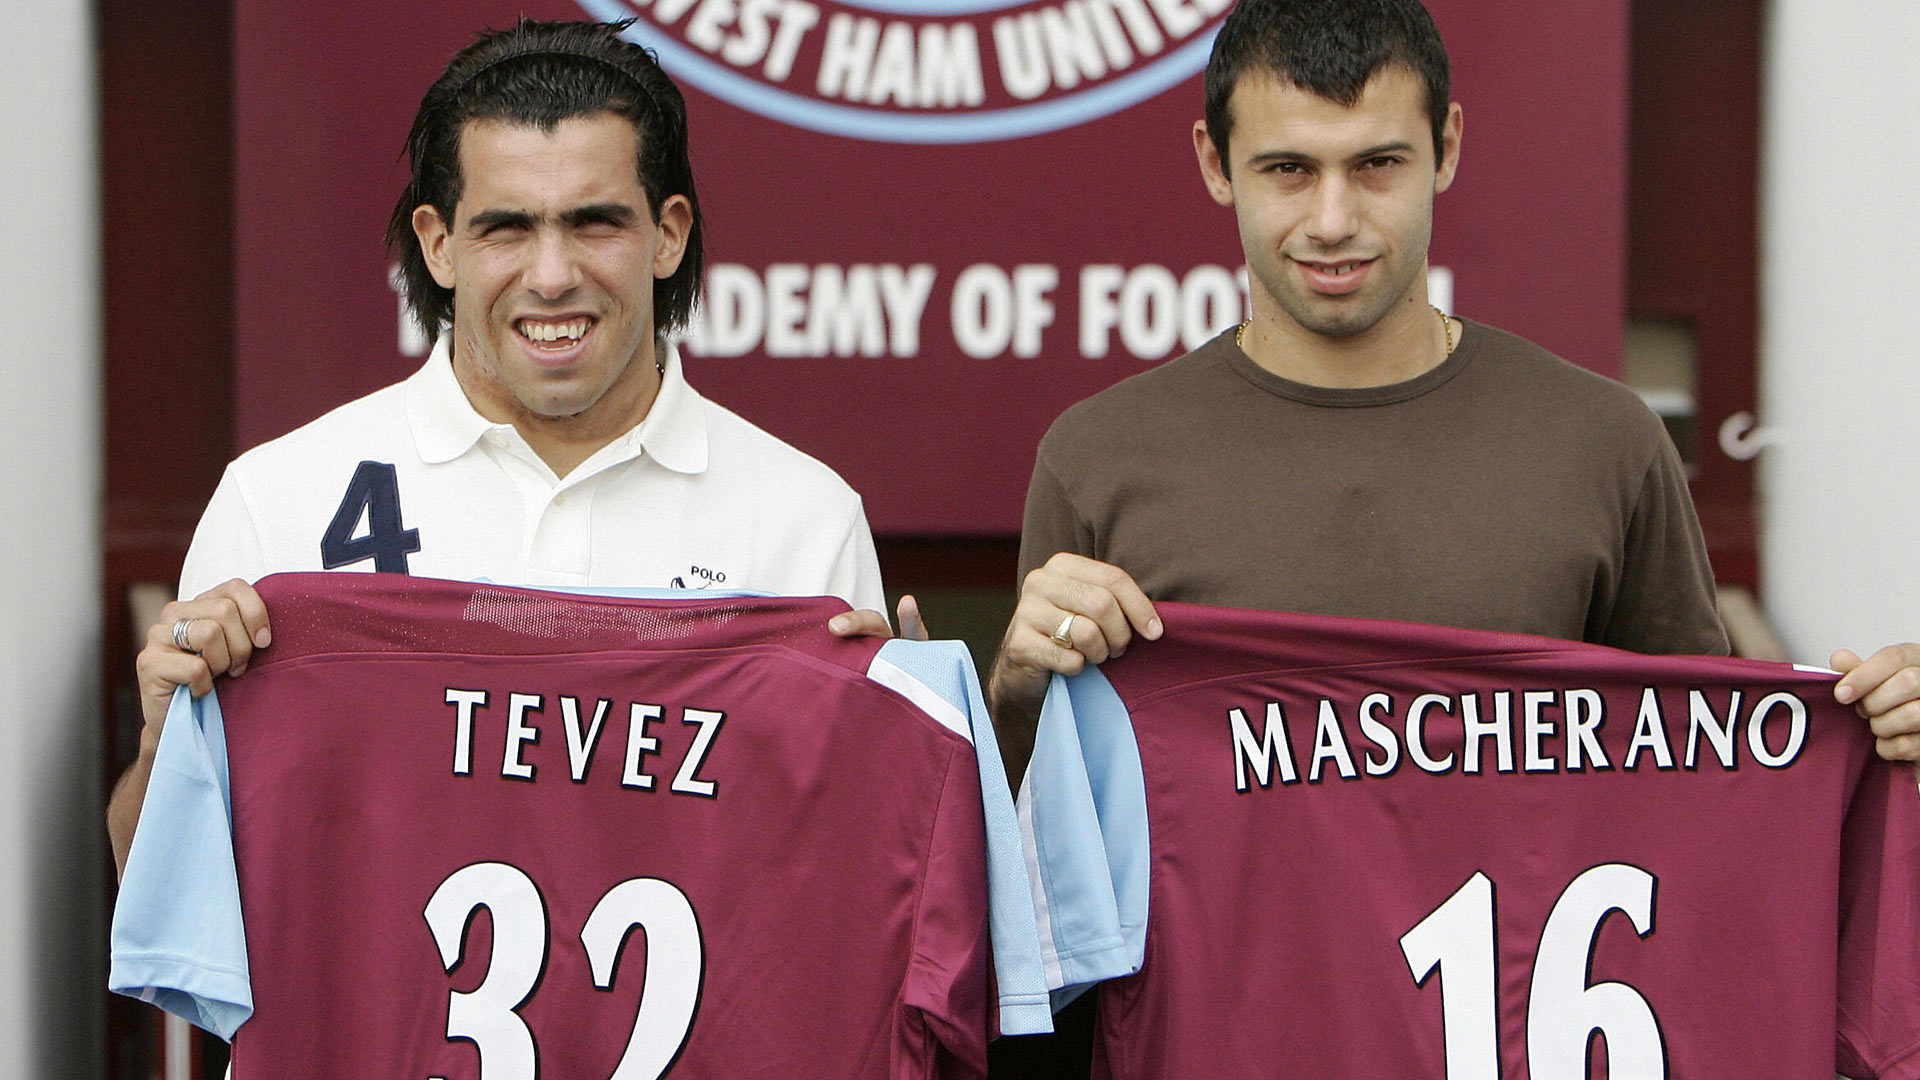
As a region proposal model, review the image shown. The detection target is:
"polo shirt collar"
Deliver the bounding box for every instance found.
[404,334,709,475]
[405,336,490,464]
[632,342,708,475]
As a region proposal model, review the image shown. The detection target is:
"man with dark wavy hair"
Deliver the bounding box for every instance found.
[387,18,706,353]
[110,19,909,869]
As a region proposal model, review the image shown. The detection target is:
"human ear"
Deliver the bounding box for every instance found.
[412,205,457,289]
[1194,121,1235,207]
[651,194,693,279]
[1433,102,1463,194]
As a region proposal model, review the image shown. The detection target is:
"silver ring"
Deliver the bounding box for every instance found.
[1049,613,1077,650]
[171,617,199,654]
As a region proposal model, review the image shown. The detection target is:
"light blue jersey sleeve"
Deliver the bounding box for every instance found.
[872,639,1054,1036]
[108,684,253,1040]
[1016,668,1150,1009]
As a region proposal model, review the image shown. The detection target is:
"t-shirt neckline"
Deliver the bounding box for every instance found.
[1221,319,1479,407]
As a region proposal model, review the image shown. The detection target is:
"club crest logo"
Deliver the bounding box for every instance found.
[577,0,1228,143]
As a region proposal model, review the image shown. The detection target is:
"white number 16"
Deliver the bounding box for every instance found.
[1399,863,1665,1078]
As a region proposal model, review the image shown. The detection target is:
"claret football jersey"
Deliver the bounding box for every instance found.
[111,573,1049,1079]
[1020,602,1920,1079]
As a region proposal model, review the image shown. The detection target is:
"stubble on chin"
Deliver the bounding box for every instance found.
[1273,289,1391,340]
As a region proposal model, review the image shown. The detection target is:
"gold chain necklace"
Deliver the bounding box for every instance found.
[1236,306,1457,357]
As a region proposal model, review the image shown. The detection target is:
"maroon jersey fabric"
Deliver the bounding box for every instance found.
[1090,604,1920,1078]
[218,574,993,1079]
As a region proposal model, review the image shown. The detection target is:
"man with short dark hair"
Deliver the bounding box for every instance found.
[988,1,1920,1072]
[109,19,910,869]
[990,0,1920,779]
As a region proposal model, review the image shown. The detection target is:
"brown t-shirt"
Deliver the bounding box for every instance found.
[1019,321,1729,655]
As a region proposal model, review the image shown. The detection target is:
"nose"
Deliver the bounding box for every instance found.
[1304,174,1359,248]
[522,228,582,299]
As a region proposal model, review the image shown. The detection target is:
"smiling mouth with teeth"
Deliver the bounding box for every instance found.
[516,319,591,344]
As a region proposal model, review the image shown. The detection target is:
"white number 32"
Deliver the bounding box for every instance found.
[422,862,704,1080]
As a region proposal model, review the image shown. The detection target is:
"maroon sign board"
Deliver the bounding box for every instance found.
[234,0,1626,534]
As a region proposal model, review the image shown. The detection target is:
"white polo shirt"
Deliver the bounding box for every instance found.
[180,336,884,611]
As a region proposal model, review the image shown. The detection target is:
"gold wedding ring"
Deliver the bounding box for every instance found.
[1049,613,1077,650]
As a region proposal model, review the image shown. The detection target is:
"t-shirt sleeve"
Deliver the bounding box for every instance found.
[1016,445,1095,582]
[826,495,887,616]
[1596,434,1729,656]
[1017,669,1150,1007]
[108,685,253,1040]
[900,737,994,1079]
[1835,760,1920,1077]
[871,640,1053,1038]
[179,465,269,600]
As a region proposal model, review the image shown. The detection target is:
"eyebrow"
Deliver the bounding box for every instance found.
[1246,140,1419,168]
[562,202,641,228]
[465,203,641,232]
[466,208,535,233]
[1348,140,1418,162]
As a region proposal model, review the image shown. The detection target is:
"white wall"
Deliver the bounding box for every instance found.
[1760,2,1920,660]
[0,0,105,1076]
